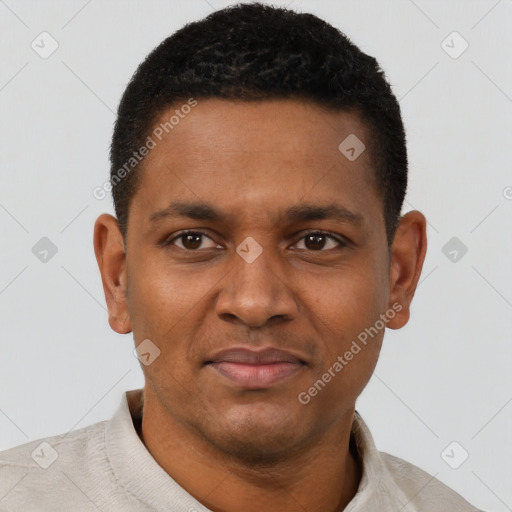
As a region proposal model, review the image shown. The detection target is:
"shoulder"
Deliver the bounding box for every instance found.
[0,420,116,510]
[379,451,482,512]
[0,419,106,470]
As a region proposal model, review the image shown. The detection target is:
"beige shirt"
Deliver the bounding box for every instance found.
[0,389,481,511]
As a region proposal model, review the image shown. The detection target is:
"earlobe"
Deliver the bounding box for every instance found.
[386,210,427,330]
[93,214,132,334]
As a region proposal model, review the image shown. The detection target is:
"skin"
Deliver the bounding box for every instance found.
[94,98,427,512]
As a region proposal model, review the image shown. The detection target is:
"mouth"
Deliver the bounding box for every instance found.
[205,347,307,389]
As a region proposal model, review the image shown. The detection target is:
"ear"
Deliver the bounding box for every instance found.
[386,210,427,330]
[93,214,132,334]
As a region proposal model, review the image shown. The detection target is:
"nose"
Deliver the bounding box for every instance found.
[215,246,298,328]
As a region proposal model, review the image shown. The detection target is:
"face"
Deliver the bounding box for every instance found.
[95,98,426,463]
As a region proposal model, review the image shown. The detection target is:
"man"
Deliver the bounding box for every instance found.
[0,3,481,511]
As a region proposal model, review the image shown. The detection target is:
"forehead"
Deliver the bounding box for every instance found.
[145,98,373,168]
[130,98,382,228]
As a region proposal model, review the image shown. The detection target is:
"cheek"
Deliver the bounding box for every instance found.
[302,259,387,387]
[303,286,384,415]
[127,252,202,329]
[126,255,217,384]
[309,261,387,331]
[127,267,201,394]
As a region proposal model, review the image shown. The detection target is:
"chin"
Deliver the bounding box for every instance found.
[198,404,308,467]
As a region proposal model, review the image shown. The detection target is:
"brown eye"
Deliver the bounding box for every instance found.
[295,232,343,251]
[305,234,327,250]
[180,233,203,250]
[166,231,220,251]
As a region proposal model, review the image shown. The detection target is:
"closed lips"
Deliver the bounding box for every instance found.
[205,347,307,389]
[206,348,306,365]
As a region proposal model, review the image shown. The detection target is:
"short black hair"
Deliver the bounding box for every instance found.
[110,2,407,244]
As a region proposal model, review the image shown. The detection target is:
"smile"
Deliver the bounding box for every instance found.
[205,347,307,389]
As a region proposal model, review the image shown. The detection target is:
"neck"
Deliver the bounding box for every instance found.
[137,388,362,512]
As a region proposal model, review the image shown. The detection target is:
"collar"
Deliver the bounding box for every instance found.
[106,389,417,511]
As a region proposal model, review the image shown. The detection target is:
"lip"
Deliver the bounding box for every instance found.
[205,347,306,389]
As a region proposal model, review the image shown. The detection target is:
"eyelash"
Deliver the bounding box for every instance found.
[163,230,346,252]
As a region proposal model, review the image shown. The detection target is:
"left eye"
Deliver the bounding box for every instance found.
[294,232,343,251]
[168,231,219,251]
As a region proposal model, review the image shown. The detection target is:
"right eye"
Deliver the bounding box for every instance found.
[163,230,222,251]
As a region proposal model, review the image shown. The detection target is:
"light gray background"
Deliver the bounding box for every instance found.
[1,0,511,510]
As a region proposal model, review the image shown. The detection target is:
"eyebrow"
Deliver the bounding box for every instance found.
[285,203,363,224]
[149,201,224,224]
[148,200,364,227]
